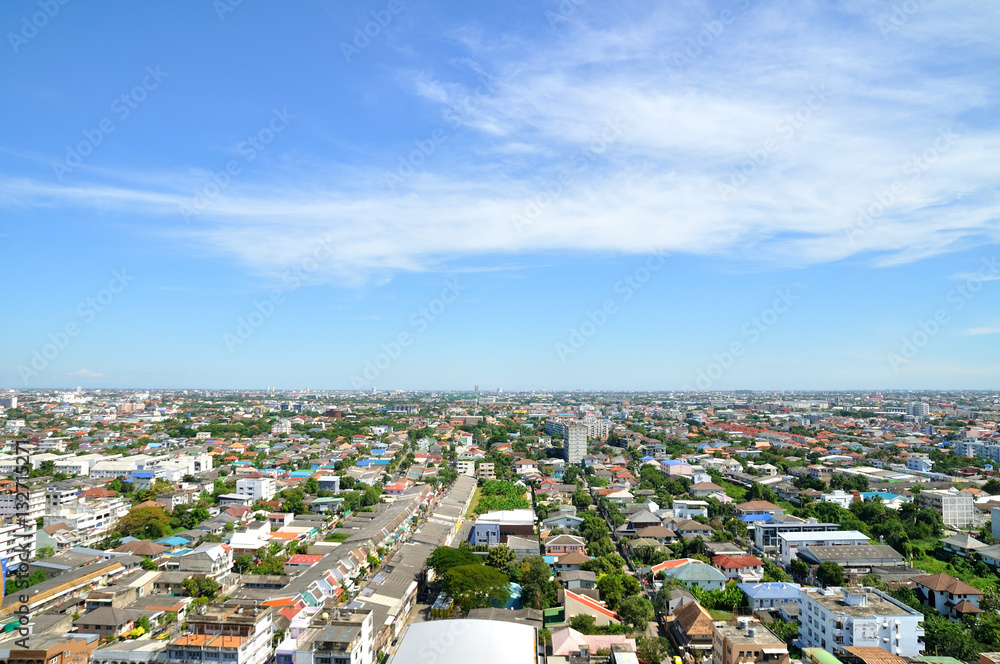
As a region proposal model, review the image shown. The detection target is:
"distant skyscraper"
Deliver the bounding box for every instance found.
[474,385,479,394]
[564,425,587,464]
[907,402,930,417]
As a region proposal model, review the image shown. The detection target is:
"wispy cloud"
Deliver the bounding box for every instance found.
[1,1,998,284]
[964,326,1000,336]
[68,369,106,378]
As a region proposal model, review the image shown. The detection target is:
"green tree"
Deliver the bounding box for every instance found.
[117,506,172,539]
[35,546,54,559]
[790,559,810,581]
[596,575,626,610]
[636,636,670,664]
[816,561,845,587]
[485,545,516,571]
[441,564,511,612]
[617,596,655,630]
[427,546,481,575]
[182,576,220,599]
[140,558,158,571]
[570,614,597,634]
[519,556,559,609]
[234,555,254,574]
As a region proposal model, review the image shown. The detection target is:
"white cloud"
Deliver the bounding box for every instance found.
[1,1,998,283]
[68,369,106,378]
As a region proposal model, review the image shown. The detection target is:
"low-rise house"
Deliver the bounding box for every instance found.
[666,600,715,657]
[712,554,765,582]
[738,582,802,611]
[913,573,983,619]
[560,570,597,590]
[545,534,587,557]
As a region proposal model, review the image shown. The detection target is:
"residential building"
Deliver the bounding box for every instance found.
[712,555,765,582]
[798,587,924,657]
[545,534,587,557]
[712,619,789,664]
[778,530,869,566]
[667,601,715,657]
[912,573,983,619]
[166,602,274,664]
[274,607,374,664]
[236,476,277,503]
[919,489,974,528]
[476,463,496,481]
[820,490,855,509]
[738,582,802,611]
[906,455,933,473]
[673,500,709,520]
[564,425,587,464]
[752,518,839,553]
[0,633,98,664]
[0,485,45,522]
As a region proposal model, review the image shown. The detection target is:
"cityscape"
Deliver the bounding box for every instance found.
[1,389,1000,664]
[2,1,1000,664]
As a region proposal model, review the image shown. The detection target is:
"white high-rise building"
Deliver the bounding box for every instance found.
[564,425,587,464]
[237,476,277,502]
[798,587,924,657]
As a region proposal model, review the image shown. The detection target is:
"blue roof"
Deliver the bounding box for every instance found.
[157,536,191,546]
[667,562,727,582]
[661,459,687,465]
[860,491,903,501]
[289,470,311,477]
[356,460,371,467]
[738,582,802,599]
[640,456,655,461]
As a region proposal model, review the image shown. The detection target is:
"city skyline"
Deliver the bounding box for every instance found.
[2,1,999,389]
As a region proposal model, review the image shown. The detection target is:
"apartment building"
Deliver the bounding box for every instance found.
[275,607,374,664]
[0,485,45,522]
[564,425,587,464]
[919,489,974,528]
[166,602,274,664]
[798,587,924,657]
[0,633,98,664]
[712,619,789,664]
[236,476,276,502]
[454,457,476,477]
[44,495,129,546]
[476,463,496,481]
[778,530,869,566]
[0,519,37,561]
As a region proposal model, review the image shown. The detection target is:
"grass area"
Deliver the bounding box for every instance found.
[466,486,482,517]
[708,609,734,621]
[719,480,746,502]
[325,531,351,543]
[911,553,999,591]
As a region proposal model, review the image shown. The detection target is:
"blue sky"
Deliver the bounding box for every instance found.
[1,0,999,390]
